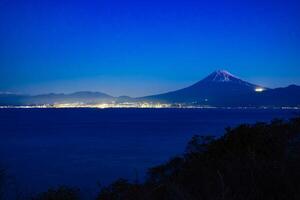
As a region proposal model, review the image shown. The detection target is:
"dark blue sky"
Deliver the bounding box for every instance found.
[0,0,299,96]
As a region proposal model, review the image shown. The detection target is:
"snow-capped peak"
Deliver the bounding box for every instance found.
[204,70,239,82]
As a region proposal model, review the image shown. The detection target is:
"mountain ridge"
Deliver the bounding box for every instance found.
[139,70,269,105]
[1,70,299,107]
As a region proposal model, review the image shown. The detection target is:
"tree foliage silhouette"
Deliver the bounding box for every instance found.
[32,186,80,200]
[97,118,300,200]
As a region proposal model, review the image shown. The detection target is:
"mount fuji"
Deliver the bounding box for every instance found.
[140,70,300,107]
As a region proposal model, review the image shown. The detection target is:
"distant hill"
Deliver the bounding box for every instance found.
[1,70,299,107]
[0,91,115,106]
[254,84,300,107]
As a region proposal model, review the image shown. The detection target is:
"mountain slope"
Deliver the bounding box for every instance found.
[140,70,300,107]
[255,85,300,106]
[140,70,264,106]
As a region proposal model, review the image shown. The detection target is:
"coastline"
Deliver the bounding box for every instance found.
[0,104,299,110]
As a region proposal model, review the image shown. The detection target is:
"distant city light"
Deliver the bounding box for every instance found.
[255,88,265,92]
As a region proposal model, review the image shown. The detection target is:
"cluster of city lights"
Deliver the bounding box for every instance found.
[0,101,299,109]
[52,102,173,109]
[0,102,174,109]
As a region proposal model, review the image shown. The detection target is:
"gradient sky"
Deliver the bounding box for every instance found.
[0,0,299,97]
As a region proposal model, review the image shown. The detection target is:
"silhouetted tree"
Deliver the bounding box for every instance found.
[32,186,80,200]
[97,117,300,200]
[185,135,215,154]
[96,179,144,200]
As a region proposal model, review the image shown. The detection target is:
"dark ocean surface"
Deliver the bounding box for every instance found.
[0,108,299,198]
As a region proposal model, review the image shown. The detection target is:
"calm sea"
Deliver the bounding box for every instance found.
[0,108,299,198]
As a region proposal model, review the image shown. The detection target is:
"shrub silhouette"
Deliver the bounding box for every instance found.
[32,186,80,200]
[97,118,300,200]
[96,179,144,200]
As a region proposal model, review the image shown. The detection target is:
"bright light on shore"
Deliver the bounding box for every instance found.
[255,88,265,92]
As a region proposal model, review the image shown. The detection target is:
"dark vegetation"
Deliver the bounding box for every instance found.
[32,186,80,200]
[4,117,300,200]
[96,118,300,200]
